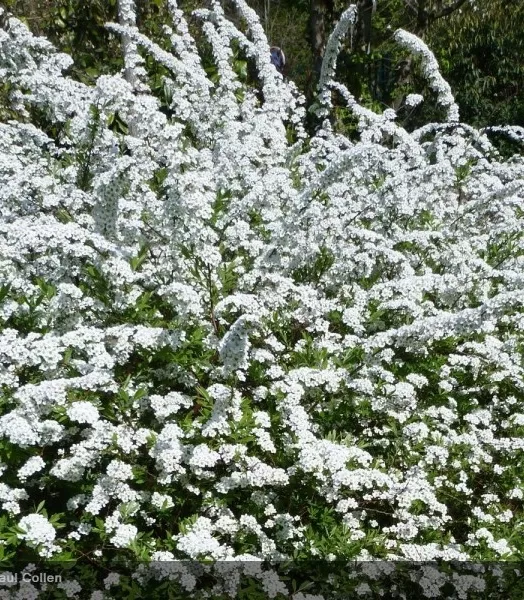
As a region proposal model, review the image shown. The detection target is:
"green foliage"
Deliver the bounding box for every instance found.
[429,0,524,127]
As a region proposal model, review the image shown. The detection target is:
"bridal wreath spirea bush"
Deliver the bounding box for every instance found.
[1,0,524,597]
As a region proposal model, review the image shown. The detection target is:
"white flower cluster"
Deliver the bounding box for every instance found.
[110,523,138,548]
[66,401,100,426]
[17,456,45,482]
[0,483,29,514]
[17,514,59,557]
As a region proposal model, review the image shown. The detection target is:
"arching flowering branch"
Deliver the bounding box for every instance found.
[316,4,358,117]
[394,29,460,123]
[117,0,147,94]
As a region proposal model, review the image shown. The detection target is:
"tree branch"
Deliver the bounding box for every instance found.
[433,0,469,21]
[404,0,419,14]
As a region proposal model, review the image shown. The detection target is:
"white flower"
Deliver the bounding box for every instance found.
[151,492,174,510]
[106,460,134,481]
[17,456,46,481]
[110,524,138,548]
[0,414,40,447]
[405,93,424,107]
[67,401,100,426]
[103,572,120,589]
[57,580,82,598]
[18,514,59,557]
[149,392,192,421]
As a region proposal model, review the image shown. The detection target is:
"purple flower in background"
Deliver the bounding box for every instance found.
[270,46,285,73]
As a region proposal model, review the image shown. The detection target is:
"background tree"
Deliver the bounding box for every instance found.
[429,0,524,127]
[310,0,334,78]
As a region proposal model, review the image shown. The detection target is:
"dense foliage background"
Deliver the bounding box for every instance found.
[0,1,523,599]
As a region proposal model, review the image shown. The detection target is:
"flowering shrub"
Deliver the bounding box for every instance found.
[0,0,524,597]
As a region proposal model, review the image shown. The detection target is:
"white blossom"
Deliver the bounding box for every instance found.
[18,514,59,557]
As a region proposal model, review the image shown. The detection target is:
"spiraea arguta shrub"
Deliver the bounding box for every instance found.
[0,1,524,597]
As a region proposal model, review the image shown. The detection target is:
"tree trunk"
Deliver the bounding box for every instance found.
[356,0,375,53]
[310,0,335,82]
[415,0,429,35]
